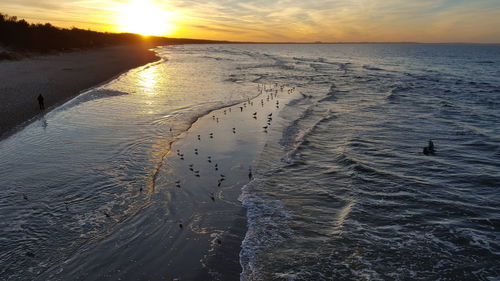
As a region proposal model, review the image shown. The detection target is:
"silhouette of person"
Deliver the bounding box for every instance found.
[37,94,45,110]
[423,139,436,155]
[428,140,435,153]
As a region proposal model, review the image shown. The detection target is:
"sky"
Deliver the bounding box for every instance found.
[1,0,500,43]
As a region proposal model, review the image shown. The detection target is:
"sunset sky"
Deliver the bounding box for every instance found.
[1,0,499,43]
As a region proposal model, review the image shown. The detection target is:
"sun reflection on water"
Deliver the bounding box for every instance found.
[138,65,161,95]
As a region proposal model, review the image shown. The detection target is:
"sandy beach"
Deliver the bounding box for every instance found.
[0,44,159,138]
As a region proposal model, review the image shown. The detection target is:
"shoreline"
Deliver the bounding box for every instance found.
[31,83,298,280]
[152,83,297,280]
[0,44,160,139]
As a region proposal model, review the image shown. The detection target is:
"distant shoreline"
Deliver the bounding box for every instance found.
[222,41,500,45]
[0,44,160,139]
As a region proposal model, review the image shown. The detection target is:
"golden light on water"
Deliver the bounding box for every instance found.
[138,65,161,95]
[116,0,176,36]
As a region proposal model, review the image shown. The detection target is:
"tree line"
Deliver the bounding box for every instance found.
[0,13,228,58]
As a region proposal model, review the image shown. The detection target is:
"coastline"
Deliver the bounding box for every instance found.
[28,83,298,280]
[0,44,160,139]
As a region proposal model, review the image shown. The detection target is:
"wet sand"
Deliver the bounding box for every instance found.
[144,84,297,280]
[34,84,297,280]
[0,44,159,138]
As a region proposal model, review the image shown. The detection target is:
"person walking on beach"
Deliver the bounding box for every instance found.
[37,94,45,110]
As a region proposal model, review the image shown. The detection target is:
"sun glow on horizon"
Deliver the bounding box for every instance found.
[117,0,176,36]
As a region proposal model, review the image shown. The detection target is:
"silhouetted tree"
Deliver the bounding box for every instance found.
[0,13,228,57]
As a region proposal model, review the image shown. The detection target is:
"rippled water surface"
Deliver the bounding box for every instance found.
[1,44,499,280]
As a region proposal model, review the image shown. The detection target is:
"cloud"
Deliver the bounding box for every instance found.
[1,0,499,42]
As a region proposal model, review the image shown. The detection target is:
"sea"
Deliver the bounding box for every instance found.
[0,43,499,280]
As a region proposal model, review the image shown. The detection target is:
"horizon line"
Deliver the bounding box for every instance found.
[3,13,499,45]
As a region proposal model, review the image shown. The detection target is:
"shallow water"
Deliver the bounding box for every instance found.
[1,44,499,280]
[237,44,500,280]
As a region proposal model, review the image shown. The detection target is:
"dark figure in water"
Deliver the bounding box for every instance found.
[423,139,436,155]
[37,94,45,110]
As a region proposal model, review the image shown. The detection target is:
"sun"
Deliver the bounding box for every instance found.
[117,0,175,36]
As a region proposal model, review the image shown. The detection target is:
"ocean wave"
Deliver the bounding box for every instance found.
[61,89,129,110]
[363,65,384,71]
[239,181,293,281]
